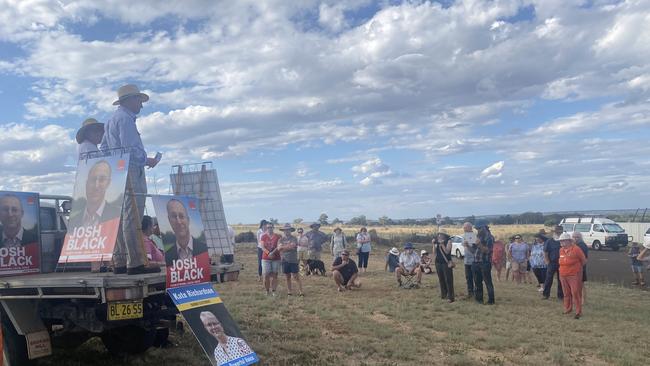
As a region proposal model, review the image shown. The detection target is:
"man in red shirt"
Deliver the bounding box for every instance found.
[558,232,587,319]
[261,224,281,296]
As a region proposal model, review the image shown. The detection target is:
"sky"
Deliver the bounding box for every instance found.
[1,0,649,224]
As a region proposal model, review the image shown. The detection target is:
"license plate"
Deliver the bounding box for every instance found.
[108,301,143,321]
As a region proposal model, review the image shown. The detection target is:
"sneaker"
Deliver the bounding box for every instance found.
[271,291,277,297]
[537,287,544,292]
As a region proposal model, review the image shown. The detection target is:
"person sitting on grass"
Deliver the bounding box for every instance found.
[332,250,360,292]
[396,243,422,288]
[385,247,400,272]
[420,250,433,274]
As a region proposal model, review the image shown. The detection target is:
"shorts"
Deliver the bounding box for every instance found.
[262,260,281,275]
[282,262,299,274]
[298,249,309,261]
[632,265,644,273]
[511,261,527,273]
[308,251,321,261]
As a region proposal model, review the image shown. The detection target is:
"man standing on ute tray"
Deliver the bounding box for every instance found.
[101,84,161,275]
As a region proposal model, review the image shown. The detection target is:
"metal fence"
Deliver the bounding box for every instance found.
[618,223,650,243]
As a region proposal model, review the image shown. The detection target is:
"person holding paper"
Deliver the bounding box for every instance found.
[200,311,253,365]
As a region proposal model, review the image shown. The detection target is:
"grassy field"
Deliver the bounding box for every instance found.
[42,241,650,366]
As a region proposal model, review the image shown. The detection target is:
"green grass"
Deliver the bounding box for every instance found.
[41,243,650,365]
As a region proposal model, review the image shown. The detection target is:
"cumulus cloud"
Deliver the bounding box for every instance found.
[480,161,504,180]
[352,157,394,185]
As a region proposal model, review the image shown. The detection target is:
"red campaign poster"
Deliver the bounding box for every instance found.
[151,195,210,288]
[0,191,41,276]
[59,154,129,263]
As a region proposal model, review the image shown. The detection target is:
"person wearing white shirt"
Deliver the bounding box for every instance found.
[200,311,255,366]
[75,118,103,156]
[396,242,422,288]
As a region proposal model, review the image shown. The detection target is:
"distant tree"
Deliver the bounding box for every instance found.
[463,215,476,224]
[332,217,343,225]
[348,215,367,226]
[378,215,390,226]
[269,218,279,225]
[544,219,557,227]
[318,213,329,226]
[441,216,454,225]
[293,218,303,225]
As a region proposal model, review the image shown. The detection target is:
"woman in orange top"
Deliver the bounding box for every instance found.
[558,232,588,319]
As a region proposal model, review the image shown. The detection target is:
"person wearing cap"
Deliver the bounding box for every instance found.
[385,247,400,272]
[101,84,160,275]
[76,118,104,156]
[306,223,328,261]
[331,250,360,291]
[277,223,303,296]
[260,223,281,296]
[558,232,587,319]
[530,233,548,291]
[396,243,422,288]
[330,227,347,259]
[434,233,455,302]
[462,222,477,297]
[356,227,372,272]
[420,249,433,274]
[471,220,495,304]
[542,225,565,300]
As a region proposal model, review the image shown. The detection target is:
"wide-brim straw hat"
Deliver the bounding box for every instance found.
[112,84,149,105]
[75,118,104,144]
[279,223,295,232]
[558,232,572,241]
[389,247,399,255]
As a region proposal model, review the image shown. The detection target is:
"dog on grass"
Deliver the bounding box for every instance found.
[305,259,326,276]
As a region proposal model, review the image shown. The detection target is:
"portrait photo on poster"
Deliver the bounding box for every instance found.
[60,153,130,263]
[0,191,41,275]
[151,195,210,288]
[183,302,257,366]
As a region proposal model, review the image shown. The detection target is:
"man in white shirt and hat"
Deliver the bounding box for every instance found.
[76,118,104,156]
[101,84,161,275]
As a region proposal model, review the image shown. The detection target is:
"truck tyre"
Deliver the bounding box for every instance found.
[592,241,602,251]
[1,313,35,366]
[100,325,156,356]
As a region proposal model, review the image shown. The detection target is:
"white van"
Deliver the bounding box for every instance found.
[559,217,629,251]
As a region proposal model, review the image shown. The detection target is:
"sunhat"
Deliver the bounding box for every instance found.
[279,223,295,232]
[420,250,428,256]
[558,232,572,241]
[75,118,104,144]
[404,242,414,250]
[310,223,321,229]
[112,84,149,105]
[389,247,399,255]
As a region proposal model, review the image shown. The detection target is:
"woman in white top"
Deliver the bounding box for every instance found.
[330,227,347,259]
[76,118,104,156]
[356,227,372,272]
[256,220,269,281]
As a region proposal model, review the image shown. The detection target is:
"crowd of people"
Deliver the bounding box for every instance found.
[252,219,650,319]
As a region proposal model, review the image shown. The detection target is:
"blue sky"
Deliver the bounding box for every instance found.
[1,0,650,224]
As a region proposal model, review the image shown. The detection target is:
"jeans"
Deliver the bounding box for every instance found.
[472,261,495,304]
[358,251,369,268]
[533,267,547,284]
[435,262,454,300]
[543,262,564,299]
[113,165,147,268]
[464,264,475,295]
[257,247,263,277]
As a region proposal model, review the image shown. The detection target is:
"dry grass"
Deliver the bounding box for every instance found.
[43,241,650,366]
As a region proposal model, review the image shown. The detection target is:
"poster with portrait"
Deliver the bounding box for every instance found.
[0,191,40,276]
[58,153,129,263]
[168,283,258,366]
[151,195,210,288]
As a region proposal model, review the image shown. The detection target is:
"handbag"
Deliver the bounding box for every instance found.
[439,242,455,269]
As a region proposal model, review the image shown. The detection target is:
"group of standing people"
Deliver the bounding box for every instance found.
[255,220,373,296]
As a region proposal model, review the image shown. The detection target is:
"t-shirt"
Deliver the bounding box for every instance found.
[463,232,476,265]
[559,245,587,276]
[256,228,265,249]
[332,256,358,279]
[629,246,643,266]
[399,251,421,271]
[544,238,561,264]
[143,235,164,262]
[297,234,309,251]
[387,253,399,272]
[530,243,547,268]
[356,232,372,252]
[491,240,505,264]
[279,235,298,263]
[474,231,494,263]
[261,233,281,260]
[510,242,528,262]
[306,230,328,252]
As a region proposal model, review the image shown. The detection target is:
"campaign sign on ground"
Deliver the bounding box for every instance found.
[0,191,40,276]
[59,154,129,263]
[168,283,258,366]
[152,195,210,288]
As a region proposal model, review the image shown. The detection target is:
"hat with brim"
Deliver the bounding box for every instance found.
[420,250,428,256]
[310,223,321,229]
[558,232,572,241]
[404,242,414,250]
[389,247,399,255]
[75,118,104,144]
[279,223,295,232]
[112,84,149,106]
